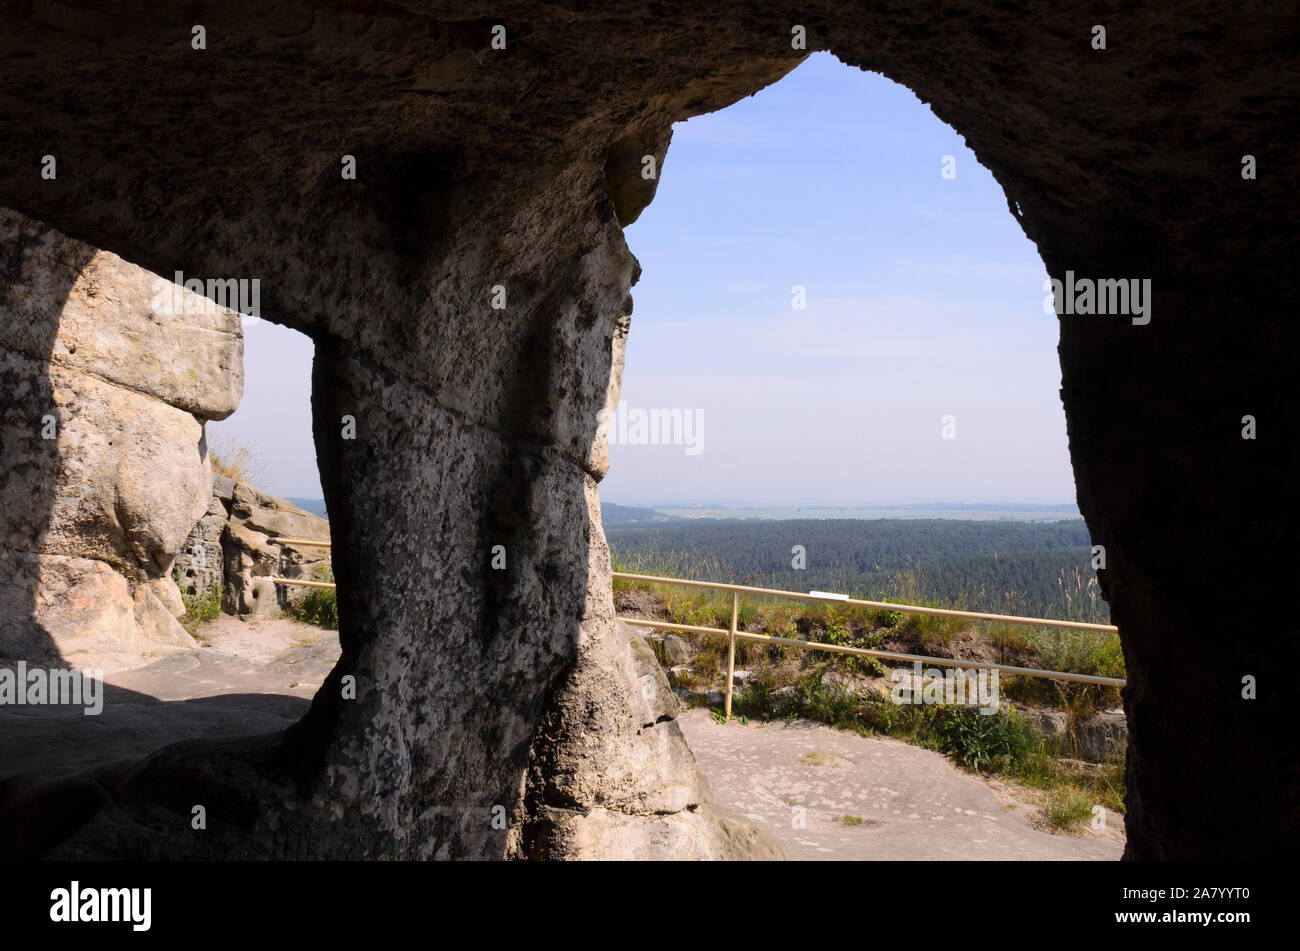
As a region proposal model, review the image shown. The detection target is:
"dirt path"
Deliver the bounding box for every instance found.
[678,708,1122,860]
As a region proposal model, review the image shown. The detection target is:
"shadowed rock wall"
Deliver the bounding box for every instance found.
[0,209,243,675]
[0,1,1294,858]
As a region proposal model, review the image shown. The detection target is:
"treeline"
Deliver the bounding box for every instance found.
[605,518,1108,622]
[601,502,678,526]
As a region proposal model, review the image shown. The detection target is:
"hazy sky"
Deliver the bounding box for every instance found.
[211,53,1075,506]
[206,317,316,500]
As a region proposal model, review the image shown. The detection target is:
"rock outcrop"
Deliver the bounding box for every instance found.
[1020,708,1127,764]
[520,620,784,859]
[0,210,243,674]
[0,210,775,860]
[175,475,331,618]
[0,2,1293,860]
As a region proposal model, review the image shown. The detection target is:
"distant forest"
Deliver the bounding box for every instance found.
[600,502,678,526]
[605,518,1108,622]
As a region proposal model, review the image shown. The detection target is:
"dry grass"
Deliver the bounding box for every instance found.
[799,751,839,768]
[208,432,267,483]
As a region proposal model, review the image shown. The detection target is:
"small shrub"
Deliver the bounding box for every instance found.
[176,571,222,635]
[1090,633,1126,680]
[731,663,779,720]
[798,671,859,728]
[1027,627,1124,679]
[857,691,925,738]
[1044,786,1095,834]
[874,608,905,628]
[928,705,1031,774]
[293,566,338,629]
[1025,627,1125,719]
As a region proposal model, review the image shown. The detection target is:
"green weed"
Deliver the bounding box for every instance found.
[292,565,338,630]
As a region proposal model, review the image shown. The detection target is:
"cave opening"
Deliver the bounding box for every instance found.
[602,53,1124,851]
[605,54,1099,612]
[0,5,1287,863]
[185,315,338,688]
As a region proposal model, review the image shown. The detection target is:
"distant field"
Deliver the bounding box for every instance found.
[655,506,1082,523]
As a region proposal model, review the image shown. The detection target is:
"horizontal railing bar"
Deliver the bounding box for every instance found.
[734,630,1126,687]
[612,572,1117,633]
[270,577,337,589]
[625,617,733,637]
[270,537,333,547]
[622,616,1125,686]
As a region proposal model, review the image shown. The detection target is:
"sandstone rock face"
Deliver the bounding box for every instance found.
[178,494,229,596]
[520,619,783,858]
[0,209,244,674]
[175,477,332,618]
[1021,708,1127,764]
[1076,711,1127,764]
[662,633,692,667]
[0,3,1293,859]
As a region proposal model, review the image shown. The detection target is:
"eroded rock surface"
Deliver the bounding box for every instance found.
[0,2,1293,859]
[520,619,784,858]
[175,476,332,618]
[0,209,243,673]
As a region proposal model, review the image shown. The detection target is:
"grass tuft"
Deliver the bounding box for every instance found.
[207,433,267,484]
[1044,786,1096,834]
[292,565,338,629]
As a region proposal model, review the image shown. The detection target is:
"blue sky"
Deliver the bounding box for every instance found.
[213,52,1074,506]
[607,53,1069,506]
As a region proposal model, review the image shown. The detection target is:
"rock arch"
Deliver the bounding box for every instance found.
[0,2,1293,858]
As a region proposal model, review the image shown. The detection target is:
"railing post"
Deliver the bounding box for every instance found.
[725,590,738,719]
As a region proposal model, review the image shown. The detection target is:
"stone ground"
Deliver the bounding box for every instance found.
[678,708,1122,860]
[0,615,336,784]
[3,616,1121,860]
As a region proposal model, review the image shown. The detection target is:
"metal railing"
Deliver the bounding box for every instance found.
[612,571,1124,718]
[264,545,1123,717]
[269,537,335,589]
